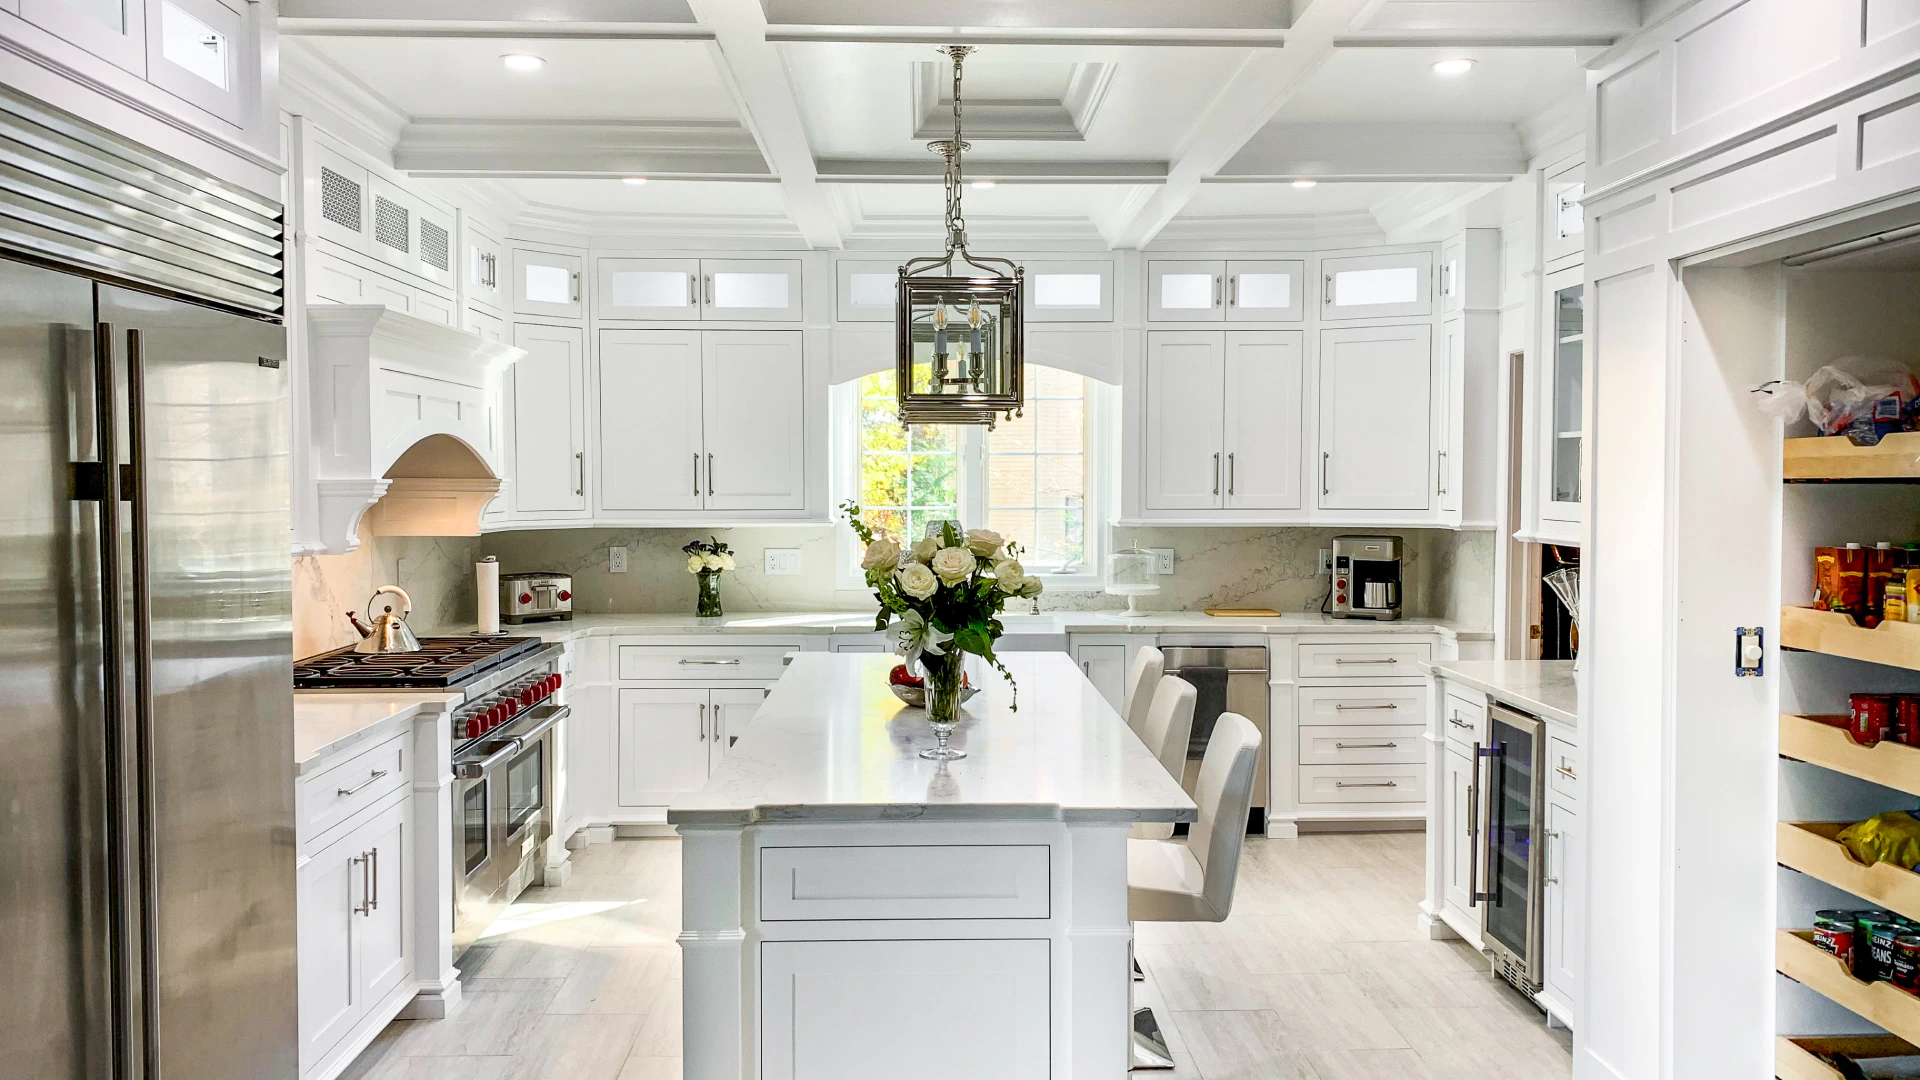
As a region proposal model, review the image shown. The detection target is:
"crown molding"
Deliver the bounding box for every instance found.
[514,201,805,243]
[394,118,771,178]
[845,213,1109,246]
[1147,209,1385,250]
[908,60,1116,142]
[280,37,409,158]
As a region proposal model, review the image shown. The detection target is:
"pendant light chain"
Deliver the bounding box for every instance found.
[940,45,973,263]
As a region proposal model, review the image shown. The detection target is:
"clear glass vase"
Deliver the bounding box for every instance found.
[696,571,723,620]
[918,651,967,760]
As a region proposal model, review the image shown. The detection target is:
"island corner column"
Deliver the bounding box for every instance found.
[1066,820,1135,1078]
[680,823,750,1080]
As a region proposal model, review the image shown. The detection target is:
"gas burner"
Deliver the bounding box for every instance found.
[294,636,543,689]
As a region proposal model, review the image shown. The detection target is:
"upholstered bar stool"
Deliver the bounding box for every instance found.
[1121,645,1165,740]
[1127,712,1262,1071]
[1131,676,1194,843]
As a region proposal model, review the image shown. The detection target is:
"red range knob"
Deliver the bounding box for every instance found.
[557,590,571,601]
[552,672,563,690]
[519,592,533,604]
[1336,594,1347,604]
[547,674,560,695]
[464,715,482,739]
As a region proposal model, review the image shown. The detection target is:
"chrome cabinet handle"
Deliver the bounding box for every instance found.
[1447,712,1472,728]
[707,453,714,496]
[1335,742,1397,749]
[570,271,580,303]
[1213,275,1222,307]
[1555,764,1578,781]
[1335,702,1398,711]
[1082,661,1091,675]
[1323,273,1333,305]
[1228,274,1238,307]
[1212,452,1221,495]
[693,452,700,496]
[1335,780,1398,788]
[1437,450,1448,495]
[369,847,379,911]
[678,658,742,666]
[1321,451,1329,496]
[1472,742,1500,903]
[704,275,713,305]
[1333,657,1397,665]
[688,274,697,308]
[1544,828,1559,886]
[354,851,372,915]
[1466,741,1482,901]
[336,768,389,797]
[574,451,584,496]
[1228,452,1235,495]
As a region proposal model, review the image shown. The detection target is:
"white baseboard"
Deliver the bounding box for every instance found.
[615,823,679,838]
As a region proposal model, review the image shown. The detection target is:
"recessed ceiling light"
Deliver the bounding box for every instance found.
[622,177,648,186]
[1292,179,1318,189]
[1431,58,1476,77]
[970,180,996,189]
[501,53,546,73]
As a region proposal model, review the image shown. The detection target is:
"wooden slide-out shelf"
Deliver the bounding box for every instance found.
[1778,821,1920,923]
[1779,714,1920,796]
[1782,606,1920,672]
[1786,431,1920,482]
[1778,930,1920,1048]
[1777,1034,1920,1080]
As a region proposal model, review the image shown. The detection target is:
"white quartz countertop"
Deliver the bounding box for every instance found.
[1426,660,1577,728]
[293,693,459,774]
[458,610,1492,641]
[667,652,1198,826]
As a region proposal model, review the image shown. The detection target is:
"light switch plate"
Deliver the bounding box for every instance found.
[765,548,801,576]
[1145,548,1175,575]
[608,546,628,573]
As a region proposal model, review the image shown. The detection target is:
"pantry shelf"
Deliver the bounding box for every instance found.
[1786,432,1920,483]
[1777,1034,1920,1080]
[1778,821,1920,922]
[1779,714,1920,796]
[1781,606,1920,671]
[1777,929,1920,1044]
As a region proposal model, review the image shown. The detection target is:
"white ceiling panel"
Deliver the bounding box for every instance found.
[493,177,791,215]
[1180,182,1445,217]
[298,36,741,121]
[1278,47,1584,124]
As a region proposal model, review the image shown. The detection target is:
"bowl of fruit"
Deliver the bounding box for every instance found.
[887,663,978,709]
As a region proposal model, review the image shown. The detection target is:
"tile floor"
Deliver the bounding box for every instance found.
[342,830,1571,1080]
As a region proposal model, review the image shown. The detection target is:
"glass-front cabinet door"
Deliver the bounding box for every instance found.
[1541,267,1583,528]
[1482,706,1543,983]
[20,0,148,75]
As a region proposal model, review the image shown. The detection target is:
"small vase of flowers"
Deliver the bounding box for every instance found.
[842,500,1042,760]
[683,537,735,621]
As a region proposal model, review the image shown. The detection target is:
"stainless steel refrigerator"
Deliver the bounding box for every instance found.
[1,255,295,1080]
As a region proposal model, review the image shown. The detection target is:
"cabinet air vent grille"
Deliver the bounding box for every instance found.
[420,219,449,272]
[319,167,361,234]
[373,196,409,253]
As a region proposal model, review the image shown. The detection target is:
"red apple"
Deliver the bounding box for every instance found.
[889,664,924,688]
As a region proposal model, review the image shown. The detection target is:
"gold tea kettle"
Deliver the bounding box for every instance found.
[345,585,422,654]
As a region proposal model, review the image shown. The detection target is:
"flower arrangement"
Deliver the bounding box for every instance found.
[841,500,1041,758]
[682,537,735,619]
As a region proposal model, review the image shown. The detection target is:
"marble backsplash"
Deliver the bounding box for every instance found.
[292,522,482,658]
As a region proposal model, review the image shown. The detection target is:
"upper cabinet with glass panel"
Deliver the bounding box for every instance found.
[1023,260,1113,323]
[1320,251,1433,321]
[1226,260,1303,322]
[1543,155,1585,271]
[145,0,245,125]
[514,247,584,321]
[1148,259,1303,323]
[1148,260,1224,322]
[601,257,801,322]
[19,0,148,75]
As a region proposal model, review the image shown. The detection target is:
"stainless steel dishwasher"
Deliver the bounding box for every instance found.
[1161,645,1269,831]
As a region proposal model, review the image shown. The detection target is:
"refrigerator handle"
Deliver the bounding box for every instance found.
[1472,741,1500,904]
[126,327,162,1076]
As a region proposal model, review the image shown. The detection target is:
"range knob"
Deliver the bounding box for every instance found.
[557,590,571,602]
[519,592,533,604]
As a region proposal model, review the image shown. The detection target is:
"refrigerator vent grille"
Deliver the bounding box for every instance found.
[0,83,282,315]
[421,219,449,272]
[373,196,409,253]
[319,167,361,233]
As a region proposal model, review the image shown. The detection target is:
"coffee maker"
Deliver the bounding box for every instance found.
[1331,535,1403,620]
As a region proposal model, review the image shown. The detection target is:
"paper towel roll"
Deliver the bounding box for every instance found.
[476,556,500,634]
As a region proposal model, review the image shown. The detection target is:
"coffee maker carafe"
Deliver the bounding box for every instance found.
[1331,535,1403,620]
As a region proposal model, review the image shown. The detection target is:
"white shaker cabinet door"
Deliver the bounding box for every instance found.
[509,323,588,516]
[1544,800,1581,1013]
[1147,259,1224,322]
[1441,744,1477,922]
[597,257,700,321]
[297,826,364,1072]
[702,258,803,322]
[598,330,704,512]
[1073,644,1126,712]
[708,687,767,774]
[1222,330,1303,510]
[356,803,411,1009]
[465,220,504,311]
[701,331,806,511]
[617,689,712,807]
[1316,324,1433,511]
[1143,331,1225,511]
[1320,252,1433,321]
[512,247,584,320]
[1226,260,1304,322]
[19,0,146,75]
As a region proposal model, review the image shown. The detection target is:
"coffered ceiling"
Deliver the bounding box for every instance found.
[278,0,1629,248]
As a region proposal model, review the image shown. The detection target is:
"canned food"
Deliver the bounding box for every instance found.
[1852,694,1895,746]
[1893,934,1920,993]
[1897,696,1920,746]
[1858,912,1908,981]
[1814,909,1858,966]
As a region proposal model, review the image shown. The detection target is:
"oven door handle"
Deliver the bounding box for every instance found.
[455,739,522,780]
[511,703,570,746]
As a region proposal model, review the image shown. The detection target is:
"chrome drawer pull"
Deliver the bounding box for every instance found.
[1335,742,1396,749]
[1334,780,1398,788]
[1334,703,1398,711]
[1555,765,1578,781]
[1447,714,1472,728]
[1332,657,1397,665]
[336,768,388,797]
[679,658,742,666]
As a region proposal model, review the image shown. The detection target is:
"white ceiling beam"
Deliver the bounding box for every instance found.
[686,0,845,248]
[1331,33,1619,47]
[393,119,772,179]
[763,28,1288,47]
[279,24,715,40]
[279,0,697,22]
[816,159,1168,183]
[1353,0,1638,35]
[762,0,1291,31]
[1215,122,1526,181]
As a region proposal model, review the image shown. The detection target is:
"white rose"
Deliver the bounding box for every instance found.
[704,553,725,571]
[895,561,939,600]
[965,529,1004,557]
[686,553,705,574]
[1019,576,1044,598]
[909,536,940,564]
[719,552,736,572]
[992,559,1026,592]
[930,546,976,585]
[861,537,902,572]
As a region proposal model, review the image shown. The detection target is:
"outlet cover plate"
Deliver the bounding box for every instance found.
[1145,548,1175,575]
[609,546,628,573]
[1318,549,1333,575]
[765,548,802,576]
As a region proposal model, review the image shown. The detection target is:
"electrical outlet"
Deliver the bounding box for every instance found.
[1318,549,1334,575]
[1146,548,1175,575]
[608,546,628,573]
[765,548,801,576]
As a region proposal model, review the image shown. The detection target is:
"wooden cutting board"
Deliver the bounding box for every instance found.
[1203,607,1282,617]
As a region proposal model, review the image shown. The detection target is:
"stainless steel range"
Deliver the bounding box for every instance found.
[295,635,569,953]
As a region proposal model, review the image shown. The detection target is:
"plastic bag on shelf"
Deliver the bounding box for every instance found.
[1753,356,1920,441]
[1837,810,1920,869]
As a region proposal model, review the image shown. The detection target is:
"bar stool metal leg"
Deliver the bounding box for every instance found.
[1131,1006,1175,1070]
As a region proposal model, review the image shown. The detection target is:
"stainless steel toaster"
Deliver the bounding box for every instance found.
[501,571,573,623]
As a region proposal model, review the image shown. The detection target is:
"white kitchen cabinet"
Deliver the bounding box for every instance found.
[411,289,455,327]
[1222,331,1303,510]
[364,177,416,278]
[464,307,504,345]
[703,331,806,510]
[597,257,700,320]
[835,258,899,322]
[1317,324,1433,511]
[703,258,802,321]
[1320,251,1433,321]
[512,246,584,321]
[1025,259,1113,323]
[1542,154,1585,272]
[410,197,456,292]
[1147,259,1224,321]
[143,0,245,126]
[1226,259,1304,322]
[1438,317,1466,516]
[465,219,504,312]
[617,688,711,808]
[595,257,802,322]
[1143,331,1226,510]
[1440,744,1478,930]
[708,687,767,774]
[297,794,411,1076]
[307,247,415,314]
[1543,799,1581,1019]
[1072,642,1125,711]
[307,137,371,255]
[1439,230,1500,317]
[1538,266,1584,538]
[599,329,704,512]
[509,322,588,517]
[20,0,146,77]
[1144,329,1304,513]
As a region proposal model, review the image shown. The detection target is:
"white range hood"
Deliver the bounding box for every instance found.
[306,305,524,553]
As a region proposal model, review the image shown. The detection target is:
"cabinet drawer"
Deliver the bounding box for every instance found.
[1442,690,1488,747]
[760,845,1051,921]
[617,644,799,682]
[301,733,408,843]
[1297,764,1425,805]
[1296,641,1431,681]
[1295,684,1427,727]
[1548,735,1580,801]
[1298,725,1425,765]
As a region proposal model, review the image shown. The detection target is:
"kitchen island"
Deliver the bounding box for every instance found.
[668,651,1195,1080]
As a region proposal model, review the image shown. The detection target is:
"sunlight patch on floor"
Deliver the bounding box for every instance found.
[477,899,639,939]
